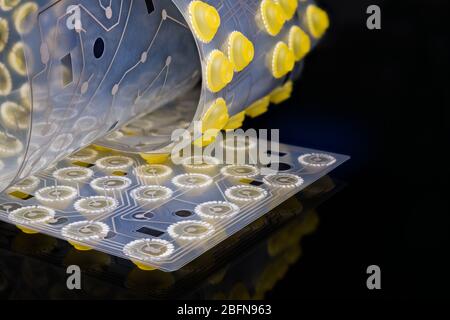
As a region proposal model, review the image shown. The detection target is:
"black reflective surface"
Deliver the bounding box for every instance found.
[247,0,449,299]
[0,176,341,299]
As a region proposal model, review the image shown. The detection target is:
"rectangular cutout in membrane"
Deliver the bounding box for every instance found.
[137,226,165,237]
[60,53,73,87]
[8,191,34,201]
[72,161,95,168]
[145,0,155,14]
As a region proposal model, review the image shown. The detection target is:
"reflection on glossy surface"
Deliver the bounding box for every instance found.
[0,176,340,299]
[63,249,111,273]
[11,232,57,256]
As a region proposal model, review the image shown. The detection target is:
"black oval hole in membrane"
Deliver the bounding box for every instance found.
[174,210,193,218]
[93,38,105,59]
[132,212,154,220]
[266,162,292,171]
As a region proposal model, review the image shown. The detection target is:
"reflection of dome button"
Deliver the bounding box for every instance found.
[206,50,234,92]
[275,0,298,20]
[288,26,311,61]
[260,0,287,36]
[227,31,255,72]
[271,42,295,79]
[189,1,221,43]
[306,5,330,39]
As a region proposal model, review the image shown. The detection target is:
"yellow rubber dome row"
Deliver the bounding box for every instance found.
[188,1,254,89]
[306,4,330,39]
[206,31,255,92]
[243,80,293,118]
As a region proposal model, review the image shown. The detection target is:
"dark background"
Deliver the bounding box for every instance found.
[245,0,449,298]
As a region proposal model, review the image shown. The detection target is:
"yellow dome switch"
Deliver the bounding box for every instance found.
[270,80,293,104]
[17,225,39,234]
[132,261,157,271]
[206,50,234,93]
[201,98,230,133]
[224,111,246,130]
[0,18,9,53]
[260,0,287,36]
[189,1,221,43]
[194,98,229,147]
[193,133,218,147]
[271,42,295,79]
[92,145,113,152]
[288,26,311,61]
[306,5,330,39]
[68,241,93,251]
[245,96,271,118]
[227,31,255,72]
[140,153,170,164]
[275,0,298,20]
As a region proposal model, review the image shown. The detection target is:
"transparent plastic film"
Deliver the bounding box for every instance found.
[0,136,348,272]
[1,0,201,191]
[96,0,329,153]
[0,0,338,273]
[1,0,329,192]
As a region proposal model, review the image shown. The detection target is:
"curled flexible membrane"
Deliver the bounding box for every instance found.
[0,0,329,192]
